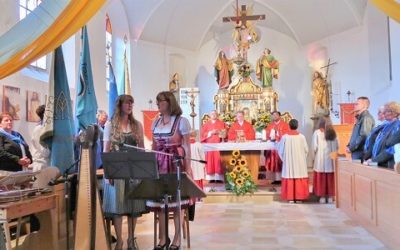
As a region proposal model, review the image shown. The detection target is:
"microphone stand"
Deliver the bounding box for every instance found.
[122,144,205,249]
[49,157,80,250]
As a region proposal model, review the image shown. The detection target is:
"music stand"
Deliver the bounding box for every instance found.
[127,173,206,249]
[101,151,159,180]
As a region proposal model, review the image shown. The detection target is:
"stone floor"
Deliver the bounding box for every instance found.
[118,201,388,250]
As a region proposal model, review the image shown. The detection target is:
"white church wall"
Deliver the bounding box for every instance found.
[131,40,197,118]
[303,2,400,125]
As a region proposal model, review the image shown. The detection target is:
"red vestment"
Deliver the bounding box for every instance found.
[265,119,289,172]
[227,121,255,141]
[201,119,226,179]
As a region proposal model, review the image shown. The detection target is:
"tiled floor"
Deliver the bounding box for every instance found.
[119,201,388,250]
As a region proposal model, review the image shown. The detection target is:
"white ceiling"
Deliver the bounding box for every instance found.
[121,0,368,50]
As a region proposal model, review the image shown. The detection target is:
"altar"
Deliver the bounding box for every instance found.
[202,141,275,183]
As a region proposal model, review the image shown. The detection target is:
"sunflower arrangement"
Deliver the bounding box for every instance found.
[238,63,254,78]
[225,150,257,196]
[254,111,272,132]
[220,112,235,125]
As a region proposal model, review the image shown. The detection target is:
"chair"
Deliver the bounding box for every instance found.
[153,208,190,248]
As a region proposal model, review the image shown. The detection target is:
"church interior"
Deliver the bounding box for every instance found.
[0,0,399,249]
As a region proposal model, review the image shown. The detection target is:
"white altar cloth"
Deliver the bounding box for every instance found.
[201,141,275,152]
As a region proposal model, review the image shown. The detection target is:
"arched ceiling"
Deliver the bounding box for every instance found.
[121,0,368,50]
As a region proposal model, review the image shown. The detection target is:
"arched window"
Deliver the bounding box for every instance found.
[19,0,47,70]
[106,14,113,90]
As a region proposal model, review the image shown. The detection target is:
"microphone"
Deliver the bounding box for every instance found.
[173,154,207,164]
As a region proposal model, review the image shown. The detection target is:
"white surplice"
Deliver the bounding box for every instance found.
[277,133,309,179]
[312,129,338,173]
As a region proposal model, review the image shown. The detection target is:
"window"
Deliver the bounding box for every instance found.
[19,0,47,70]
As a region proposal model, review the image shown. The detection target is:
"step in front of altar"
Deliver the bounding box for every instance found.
[203,186,281,204]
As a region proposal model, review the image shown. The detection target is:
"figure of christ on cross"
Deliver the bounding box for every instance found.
[223,2,265,61]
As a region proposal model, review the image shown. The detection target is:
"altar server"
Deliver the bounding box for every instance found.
[312,117,338,203]
[277,119,309,202]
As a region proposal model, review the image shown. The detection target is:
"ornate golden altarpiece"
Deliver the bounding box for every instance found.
[214,76,278,120]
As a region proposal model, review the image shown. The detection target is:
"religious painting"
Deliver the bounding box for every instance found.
[26,90,42,122]
[2,85,21,120]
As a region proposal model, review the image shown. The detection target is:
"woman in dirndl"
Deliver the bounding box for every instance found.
[147,91,193,250]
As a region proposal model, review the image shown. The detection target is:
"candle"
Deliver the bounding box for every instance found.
[262,129,267,140]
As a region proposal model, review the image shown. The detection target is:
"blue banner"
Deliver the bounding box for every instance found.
[76,26,98,130]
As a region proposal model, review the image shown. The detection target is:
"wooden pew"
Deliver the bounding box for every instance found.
[332,156,400,249]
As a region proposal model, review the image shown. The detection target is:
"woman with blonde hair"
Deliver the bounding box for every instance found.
[103,94,147,250]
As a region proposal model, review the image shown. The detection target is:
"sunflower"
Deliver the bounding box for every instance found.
[235,178,244,186]
[242,171,250,178]
[232,150,240,158]
[234,165,242,173]
[229,171,236,179]
[238,159,247,167]
[229,158,237,166]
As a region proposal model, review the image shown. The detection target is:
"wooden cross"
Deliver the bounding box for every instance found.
[222,1,265,27]
[320,58,337,80]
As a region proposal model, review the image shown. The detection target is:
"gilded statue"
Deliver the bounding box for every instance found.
[312,71,330,115]
[169,73,180,93]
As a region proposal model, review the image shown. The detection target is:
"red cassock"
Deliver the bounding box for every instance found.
[201,119,226,176]
[265,120,290,172]
[227,121,256,141]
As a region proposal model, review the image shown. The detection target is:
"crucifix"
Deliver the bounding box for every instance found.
[222,1,265,27]
[223,0,265,62]
[185,88,200,132]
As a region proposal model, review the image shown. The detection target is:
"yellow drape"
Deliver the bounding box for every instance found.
[0,0,105,79]
[371,0,400,23]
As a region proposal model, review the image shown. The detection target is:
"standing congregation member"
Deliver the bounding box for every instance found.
[277,119,309,203]
[312,118,338,203]
[103,95,147,250]
[370,102,400,168]
[30,105,50,171]
[346,96,375,162]
[227,111,255,141]
[0,112,32,172]
[265,111,289,185]
[147,91,194,250]
[200,110,226,183]
[0,112,40,231]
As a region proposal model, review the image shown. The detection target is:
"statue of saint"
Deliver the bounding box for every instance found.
[256,48,279,88]
[312,71,330,115]
[214,51,234,89]
[169,73,180,93]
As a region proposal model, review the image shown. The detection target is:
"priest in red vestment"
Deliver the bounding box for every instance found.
[201,110,226,183]
[228,111,256,141]
[265,111,289,185]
